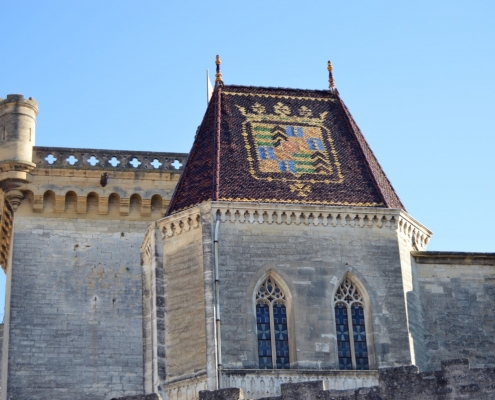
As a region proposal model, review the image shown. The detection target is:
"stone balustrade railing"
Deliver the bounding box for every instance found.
[221,369,379,399]
[33,146,188,172]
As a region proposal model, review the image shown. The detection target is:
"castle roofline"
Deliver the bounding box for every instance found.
[167,81,405,216]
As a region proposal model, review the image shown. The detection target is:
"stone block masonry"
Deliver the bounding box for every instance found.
[5,215,151,400]
[413,252,495,371]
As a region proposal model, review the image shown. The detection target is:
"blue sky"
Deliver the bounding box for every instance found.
[1,1,494,313]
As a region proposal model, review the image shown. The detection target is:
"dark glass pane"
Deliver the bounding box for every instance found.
[273,303,290,369]
[339,357,353,370]
[351,304,369,370]
[256,303,272,369]
[335,303,352,370]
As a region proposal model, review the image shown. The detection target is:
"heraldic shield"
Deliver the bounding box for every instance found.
[236,100,343,196]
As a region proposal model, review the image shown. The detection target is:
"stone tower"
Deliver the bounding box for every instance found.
[142,76,432,399]
[0,94,38,210]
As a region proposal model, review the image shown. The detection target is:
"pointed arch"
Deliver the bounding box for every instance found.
[253,271,293,369]
[333,273,374,370]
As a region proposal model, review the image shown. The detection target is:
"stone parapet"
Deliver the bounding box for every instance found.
[33,146,187,172]
[11,147,189,219]
[200,359,495,400]
[221,369,378,399]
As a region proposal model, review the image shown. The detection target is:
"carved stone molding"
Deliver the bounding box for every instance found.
[158,207,202,239]
[211,202,432,250]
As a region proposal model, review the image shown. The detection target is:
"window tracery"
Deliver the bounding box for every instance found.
[255,276,290,369]
[334,278,369,370]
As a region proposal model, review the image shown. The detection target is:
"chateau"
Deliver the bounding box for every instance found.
[0,60,494,400]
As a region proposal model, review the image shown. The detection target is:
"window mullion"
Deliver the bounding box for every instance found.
[269,301,277,369]
[347,303,356,370]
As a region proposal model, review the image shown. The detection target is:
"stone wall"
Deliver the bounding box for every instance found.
[210,203,429,370]
[160,208,208,382]
[413,252,495,371]
[200,359,495,399]
[4,215,150,400]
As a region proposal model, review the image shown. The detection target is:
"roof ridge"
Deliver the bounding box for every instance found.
[222,84,334,95]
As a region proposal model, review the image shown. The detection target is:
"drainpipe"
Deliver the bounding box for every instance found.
[214,217,222,388]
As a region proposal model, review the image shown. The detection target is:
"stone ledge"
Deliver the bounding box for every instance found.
[412,251,495,265]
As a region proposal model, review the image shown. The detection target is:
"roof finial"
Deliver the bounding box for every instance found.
[215,55,223,85]
[328,61,336,92]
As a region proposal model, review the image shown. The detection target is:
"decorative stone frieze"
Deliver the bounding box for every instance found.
[158,202,432,249]
[210,202,432,250]
[158,207,202,239]
[220,369,379,399]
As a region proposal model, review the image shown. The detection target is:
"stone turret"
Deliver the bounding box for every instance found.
[0,94,38,209]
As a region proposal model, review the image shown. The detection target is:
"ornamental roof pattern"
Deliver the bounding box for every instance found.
[166,84,404,215]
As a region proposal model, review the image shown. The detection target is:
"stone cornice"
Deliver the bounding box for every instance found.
[412,251,495,265]
[157,206,202,239]
[156,201,433,249]
[211,202,432,249]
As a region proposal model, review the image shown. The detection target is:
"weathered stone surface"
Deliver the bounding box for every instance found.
[199,388,244,400]
[412,253,495,370]
[211,203,420,370]
[111,394,161,400]
[280,380,323,399]
[5,216,150,400]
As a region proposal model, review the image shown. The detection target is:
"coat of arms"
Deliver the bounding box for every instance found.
[237,101,343,196]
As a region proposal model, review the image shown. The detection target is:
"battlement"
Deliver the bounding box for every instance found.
[0,94,38,110]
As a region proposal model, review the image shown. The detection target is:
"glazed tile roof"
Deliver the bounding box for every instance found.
[166,84,404,215]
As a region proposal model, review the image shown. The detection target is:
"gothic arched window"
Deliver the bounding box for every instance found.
[255,276,290,369]
[334,278,369,370]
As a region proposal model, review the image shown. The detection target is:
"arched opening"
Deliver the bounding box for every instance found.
[334,275,371,370]
[65,191,77,212]
[43,190,55,212]
[87,192,99,215]
[255,274,291,369]
[151,194,163,217]
[129,194,142,216]
[108,193,120,216]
